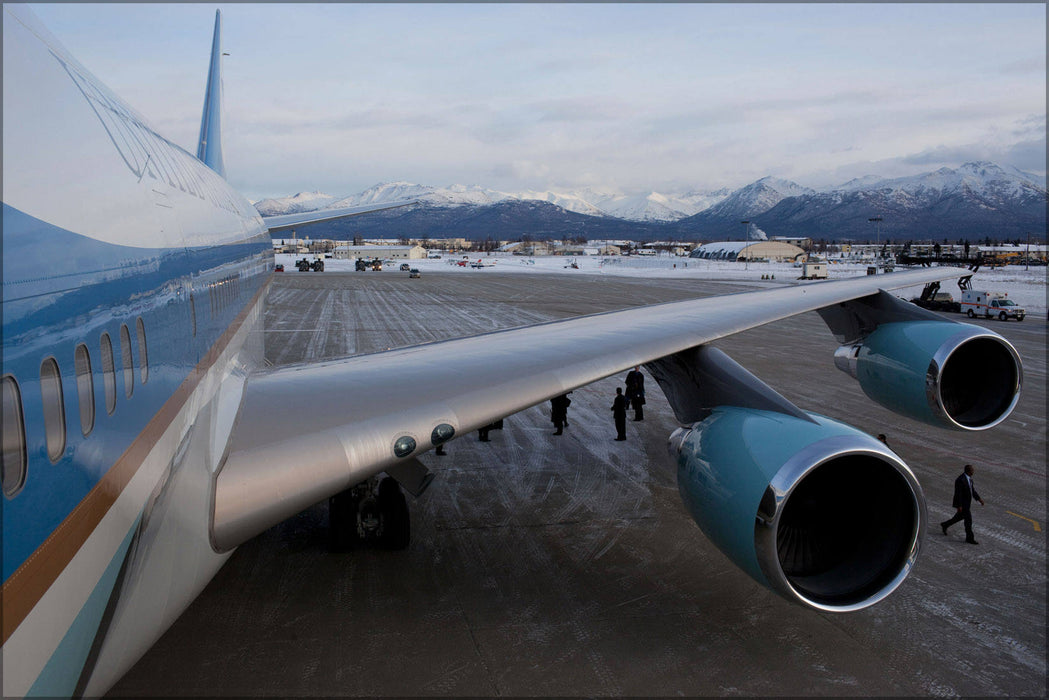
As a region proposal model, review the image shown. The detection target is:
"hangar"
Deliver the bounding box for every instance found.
[333,244,426,260]
[689,240,805,262]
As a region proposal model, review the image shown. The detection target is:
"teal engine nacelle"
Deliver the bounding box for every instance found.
[833,321,1022,431]
[670,407,925,613]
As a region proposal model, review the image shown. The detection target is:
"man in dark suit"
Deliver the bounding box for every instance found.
[550,393,571,435]
[941,464,985,544]
[611,387,628,441]
[625,366,645,421]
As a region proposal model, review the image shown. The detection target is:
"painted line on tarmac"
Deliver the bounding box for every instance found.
[1005,511,1042,532]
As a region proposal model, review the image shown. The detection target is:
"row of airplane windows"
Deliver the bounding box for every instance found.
[1,318,149,500]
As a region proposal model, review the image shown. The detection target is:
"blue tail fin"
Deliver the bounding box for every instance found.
[196,9,225,178]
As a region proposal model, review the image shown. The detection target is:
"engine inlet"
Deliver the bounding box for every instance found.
[755,441,925,612]
[933,333,1022,430]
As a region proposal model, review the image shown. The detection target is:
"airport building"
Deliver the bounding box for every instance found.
[333,244,427,260]
[689,240,805,262]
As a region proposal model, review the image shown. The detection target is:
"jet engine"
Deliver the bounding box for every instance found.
[668,407,925,613]
[833,321,1022,430]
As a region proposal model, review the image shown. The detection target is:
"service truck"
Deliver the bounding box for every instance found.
[295,256,325,272]
[960,289,1025,321]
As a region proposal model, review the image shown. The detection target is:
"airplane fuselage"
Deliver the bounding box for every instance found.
[2,8,272,695]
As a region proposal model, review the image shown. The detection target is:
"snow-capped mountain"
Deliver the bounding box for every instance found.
[674,188,735,215]
[748,162,1047,241]
[836,174,889,192]
[316,181,607,216]
[256,162,1045,242]
[254,191,338,216]
[861,162,1044,203]
[593,192,688,221]
[663,177,814,239]
[330,182,510,208]
[510,190,607,216]
[256,182,732,222]
[696,176,814,220]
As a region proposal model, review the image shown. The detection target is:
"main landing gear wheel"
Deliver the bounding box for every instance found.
[328,477,410,551]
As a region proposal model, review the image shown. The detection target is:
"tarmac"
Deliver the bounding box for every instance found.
[110,269,1046,697]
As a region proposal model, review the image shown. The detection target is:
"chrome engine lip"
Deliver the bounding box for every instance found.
[754,434,926,613]
[926,326,1023,432]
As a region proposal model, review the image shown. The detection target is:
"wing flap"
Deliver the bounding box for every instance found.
[211,267,967,550]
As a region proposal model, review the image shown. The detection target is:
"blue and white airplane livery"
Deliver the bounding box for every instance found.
[1,6,1023,696]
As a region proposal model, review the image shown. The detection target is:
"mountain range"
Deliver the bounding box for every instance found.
[257,162,1046,242]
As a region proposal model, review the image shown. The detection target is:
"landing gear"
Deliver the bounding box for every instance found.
[328,476,410,551]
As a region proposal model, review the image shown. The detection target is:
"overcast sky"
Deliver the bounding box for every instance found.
[29,3,1047,201]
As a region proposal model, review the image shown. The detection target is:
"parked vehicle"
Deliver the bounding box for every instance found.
[409,268,421,278]
[798,262,828,280]
[961,289,1025,321]
[400,263,411,271]
[910,281,960,312]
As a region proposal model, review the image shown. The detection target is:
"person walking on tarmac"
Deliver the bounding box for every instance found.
[550,393,571,435]
[625,366,645,421]
[941,464,985,544]
[612,387,629,441]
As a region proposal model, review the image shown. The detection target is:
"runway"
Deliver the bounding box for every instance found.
[110,270,1046,696]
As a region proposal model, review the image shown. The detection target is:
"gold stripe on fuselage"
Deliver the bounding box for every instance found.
[1,278,271,644]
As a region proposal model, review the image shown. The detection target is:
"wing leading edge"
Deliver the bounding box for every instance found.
[211,267,971,550]
[263,200,417,234]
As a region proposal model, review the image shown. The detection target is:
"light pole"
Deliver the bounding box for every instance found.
[868,216,883,261]
[741,220,750,269]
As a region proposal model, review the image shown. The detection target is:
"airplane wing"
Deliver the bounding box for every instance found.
[212,266,995,550]
[263,200,416,234]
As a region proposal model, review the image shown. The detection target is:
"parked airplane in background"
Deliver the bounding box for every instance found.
[2,6,1023,697]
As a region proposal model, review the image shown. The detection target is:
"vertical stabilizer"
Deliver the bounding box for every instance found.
[196,9,225,178]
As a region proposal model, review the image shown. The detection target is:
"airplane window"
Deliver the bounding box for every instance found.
[190,294,197,336]
[74,344,95,436]
[136,317,149,384]
[40,358,66,463]
[100,332,117,415]
[120,324,134,398]
[2,375,27,498]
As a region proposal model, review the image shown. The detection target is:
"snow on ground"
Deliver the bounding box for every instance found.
[276,253,1047,317]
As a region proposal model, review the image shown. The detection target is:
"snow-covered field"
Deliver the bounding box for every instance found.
[276,253,1047,317]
